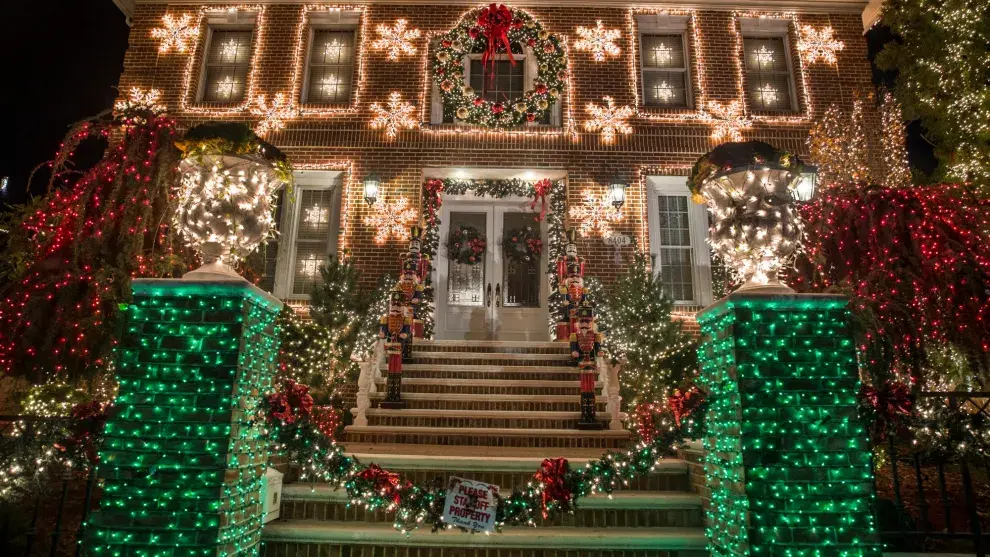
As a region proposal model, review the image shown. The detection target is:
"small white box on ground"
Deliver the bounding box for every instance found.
[262,467,284,524]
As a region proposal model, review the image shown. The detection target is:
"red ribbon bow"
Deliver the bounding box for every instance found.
[55,400,110,464]
[533,457,571,518]
[859,382,913,440]
[267,379,314,424]
[424,179,444,225]
[667,386,703,427]
[358,464,405,505]
[477,4,516,94]
[530,179,551,222]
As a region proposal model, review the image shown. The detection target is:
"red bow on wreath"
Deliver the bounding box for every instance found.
[477,4,516,94]
[267,380,314,424]
[530,178,551,222]
[667,386,703,427]
[358,464,405,505]
[424,179,444,226]
[533,457,571,518]
[859,382,913,441]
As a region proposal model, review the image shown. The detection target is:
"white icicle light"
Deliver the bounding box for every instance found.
[700,163,803,288]
[174,154,282,269]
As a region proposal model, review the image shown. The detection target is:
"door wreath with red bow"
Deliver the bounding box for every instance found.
[432,4,568,128]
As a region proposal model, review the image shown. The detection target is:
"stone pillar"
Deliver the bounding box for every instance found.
[87,279,281,556]
[697,292,881,557]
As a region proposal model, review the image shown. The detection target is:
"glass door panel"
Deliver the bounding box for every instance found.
[446,211,488,308]
[500,212,541,308]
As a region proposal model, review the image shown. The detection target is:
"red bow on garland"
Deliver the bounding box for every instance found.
[859,381,913,441]
[358,464,405,505]
[667,386,703,427]
[476,4,516,94]
[530,179,551,222]
[267,379,314,424]
[533,457,571,518]
[55,400,110,464]
[633,402,665,445]
[424,179,444,226]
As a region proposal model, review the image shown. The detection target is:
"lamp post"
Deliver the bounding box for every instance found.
[363,172,381,206]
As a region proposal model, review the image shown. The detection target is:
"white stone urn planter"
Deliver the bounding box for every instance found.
[174,153,283,279]
[690,141,804,291]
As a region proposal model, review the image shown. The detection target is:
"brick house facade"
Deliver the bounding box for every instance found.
[115,0,875,336]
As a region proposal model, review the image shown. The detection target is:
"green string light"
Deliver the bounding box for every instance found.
[86,280,281,557]
[698,294,882,557]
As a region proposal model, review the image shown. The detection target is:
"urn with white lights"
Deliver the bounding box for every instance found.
[173,122,292,279]
[689,141,804,291]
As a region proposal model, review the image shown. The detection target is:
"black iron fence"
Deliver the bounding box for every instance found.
[0,416,100,557]
[873,392,989,556]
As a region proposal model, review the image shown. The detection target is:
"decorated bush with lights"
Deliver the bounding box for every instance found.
[689,141,803,288]
[174,122,292,275]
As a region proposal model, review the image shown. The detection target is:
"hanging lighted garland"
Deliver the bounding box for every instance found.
[502,226,542,262]
[420,179,565,338]
[432,4,568,127]
[445,225,487,265]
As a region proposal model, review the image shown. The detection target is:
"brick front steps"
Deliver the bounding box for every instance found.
[263,340,704,557]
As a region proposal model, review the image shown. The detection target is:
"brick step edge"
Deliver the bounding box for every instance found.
[260,521,708,550]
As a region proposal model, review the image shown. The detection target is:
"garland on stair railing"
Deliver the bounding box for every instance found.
[264,380,707,533]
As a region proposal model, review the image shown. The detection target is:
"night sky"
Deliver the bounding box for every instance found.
[0,3,935,207]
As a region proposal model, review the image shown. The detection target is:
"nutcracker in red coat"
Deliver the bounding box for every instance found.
[570,301,604,429]
[379,286,411,408]
[556,229,585,340]
[398,226,430,341]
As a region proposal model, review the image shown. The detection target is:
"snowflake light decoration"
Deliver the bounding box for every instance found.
[757,84,779,105]
[755,45,776,66]
[363,196,418,244]
[114,87,166,116]
[372,19,421,61]
[319,75,342,97]
[569,190,623,238]
[584,96,634,144]
[573,20,621,62]
[325,39,344,59]
[304,205,330,225]
[703,100,752,144]
[370,92,419,140]
[150,14,199,54]
[797,25,845,65]
[221,38,240,61]
[653,81,675,103]
[251,93,298,137]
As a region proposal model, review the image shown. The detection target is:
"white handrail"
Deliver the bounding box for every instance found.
[353,339,385,427]
[597,354,624,430]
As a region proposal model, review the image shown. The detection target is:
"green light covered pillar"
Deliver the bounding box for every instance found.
[697,292,881,557]
[87,279,281,556]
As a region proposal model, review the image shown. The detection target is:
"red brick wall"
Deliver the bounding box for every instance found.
[120,3,875,290]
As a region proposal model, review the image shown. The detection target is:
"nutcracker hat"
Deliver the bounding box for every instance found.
[409,225,423,239]
[576,300,595,319]
[402,259,419,272]
[389,285,406,304]
[565,229,578,244]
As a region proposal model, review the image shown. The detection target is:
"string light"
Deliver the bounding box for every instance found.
[796,25,845,65]
[304,205,329,225]
[757,83,779,105]
[702,100,751,143]
[372,19,421,61]
[369,91,419,139]
[251,92,297,137]
[363,195,417,244]
[584,96,633,144]
[573,20,621,62]
[150,13,199,54]
[569,189,623,238]
[113,87,166,116]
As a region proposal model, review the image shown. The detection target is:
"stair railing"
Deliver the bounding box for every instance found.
[597,355,624,430]
[353,338,385,427]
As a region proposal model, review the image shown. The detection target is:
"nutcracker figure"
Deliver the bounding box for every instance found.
[556,229,586,340]
[379,285,411,408]
[399,225,431,340]
[570,301,603,429]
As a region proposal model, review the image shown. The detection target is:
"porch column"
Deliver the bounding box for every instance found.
[697,291,881,557]
[86,279,281,556]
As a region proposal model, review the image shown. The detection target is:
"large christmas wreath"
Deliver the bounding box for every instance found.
[502,226,542,262]
[433,4,568,128]
[446,225,487,265]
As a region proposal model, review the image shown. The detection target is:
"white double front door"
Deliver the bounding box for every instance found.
[436,197,548,341]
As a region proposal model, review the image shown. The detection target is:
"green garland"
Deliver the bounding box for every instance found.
[432,6,568,128]
[420,179,565,338]
[270,403,705,533]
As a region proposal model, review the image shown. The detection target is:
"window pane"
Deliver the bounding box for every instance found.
[643,72,687,107]
[469,60,524,103]
[657,195,691,246]
[641,35,685,69]
[743,37,793,111]
[501,212,541,308]
[257,191,285,293]
[660,248,694,302]
[297,189,336,242]
[203,29,252,102]
[307,29,356,103]
[293,243,328,296]
[446,212,487,307]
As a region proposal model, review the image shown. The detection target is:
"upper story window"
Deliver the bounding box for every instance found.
[201,28,253,102]
[301,10,361,106]
[272,171,344,300]
[646,176,712,306]
[739,19,798,113]
[304,29,357,103]
[636,15,692,109]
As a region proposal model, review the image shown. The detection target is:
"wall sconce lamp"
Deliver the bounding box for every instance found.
[608,176,627,209]
[363,172,381,206]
